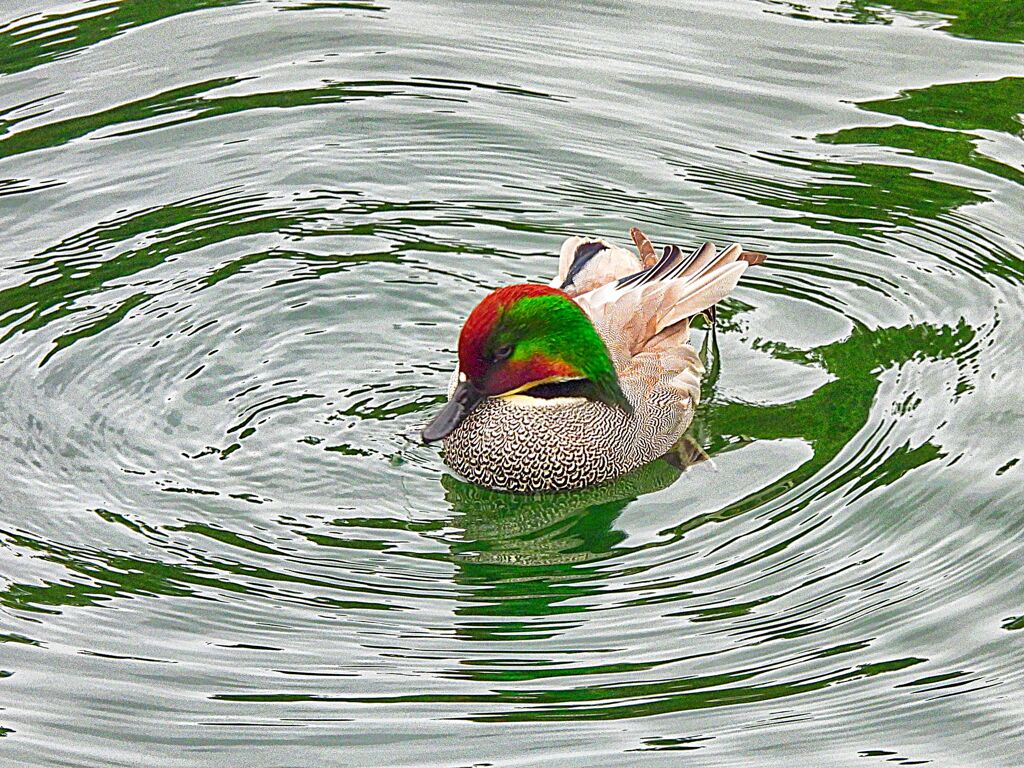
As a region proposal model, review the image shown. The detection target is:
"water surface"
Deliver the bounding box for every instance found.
[1,1,1022,765]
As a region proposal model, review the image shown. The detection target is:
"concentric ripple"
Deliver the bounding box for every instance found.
[0,1,1022,766]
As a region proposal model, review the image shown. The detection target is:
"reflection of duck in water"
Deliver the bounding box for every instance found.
[442,439,708,569]
[423,229,763,493]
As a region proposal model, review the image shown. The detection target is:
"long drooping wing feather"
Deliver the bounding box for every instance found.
[577,242,748,355]
[630,227,658,267]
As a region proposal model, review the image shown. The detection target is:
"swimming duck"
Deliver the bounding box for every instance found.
[422,229,762,493]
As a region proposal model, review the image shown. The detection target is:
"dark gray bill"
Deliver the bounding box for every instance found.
[421,380,484,443]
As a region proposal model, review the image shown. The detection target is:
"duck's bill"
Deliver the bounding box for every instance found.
[421,381,484,443]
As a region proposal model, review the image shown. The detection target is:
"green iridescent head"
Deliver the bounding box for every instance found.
[422,284,631,443]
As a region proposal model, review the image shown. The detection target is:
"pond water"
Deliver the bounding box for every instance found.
[0,1,1022,765]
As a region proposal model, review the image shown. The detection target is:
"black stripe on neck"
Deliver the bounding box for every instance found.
[521,379,598,400]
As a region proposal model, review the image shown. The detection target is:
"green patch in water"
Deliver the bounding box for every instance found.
[861,77,1024,137]
[1002,615,1024,631]
[819,124,1024,187]
[761,0,1024,44]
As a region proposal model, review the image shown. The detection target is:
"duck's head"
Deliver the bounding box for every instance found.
[421,284,631,444]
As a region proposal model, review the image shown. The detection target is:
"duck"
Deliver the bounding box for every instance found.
[422,228,763,493]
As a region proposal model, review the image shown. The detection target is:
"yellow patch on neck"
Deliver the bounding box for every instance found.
[495,376,589,408]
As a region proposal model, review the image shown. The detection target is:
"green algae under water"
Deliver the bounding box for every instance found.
[0,1,1022,765]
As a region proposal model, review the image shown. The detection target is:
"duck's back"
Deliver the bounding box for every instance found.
[566,233,748,409]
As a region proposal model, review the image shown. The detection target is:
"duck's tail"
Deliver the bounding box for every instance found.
[576,237,761,355]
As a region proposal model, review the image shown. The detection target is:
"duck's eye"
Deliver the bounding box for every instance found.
[493,344,513,361]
